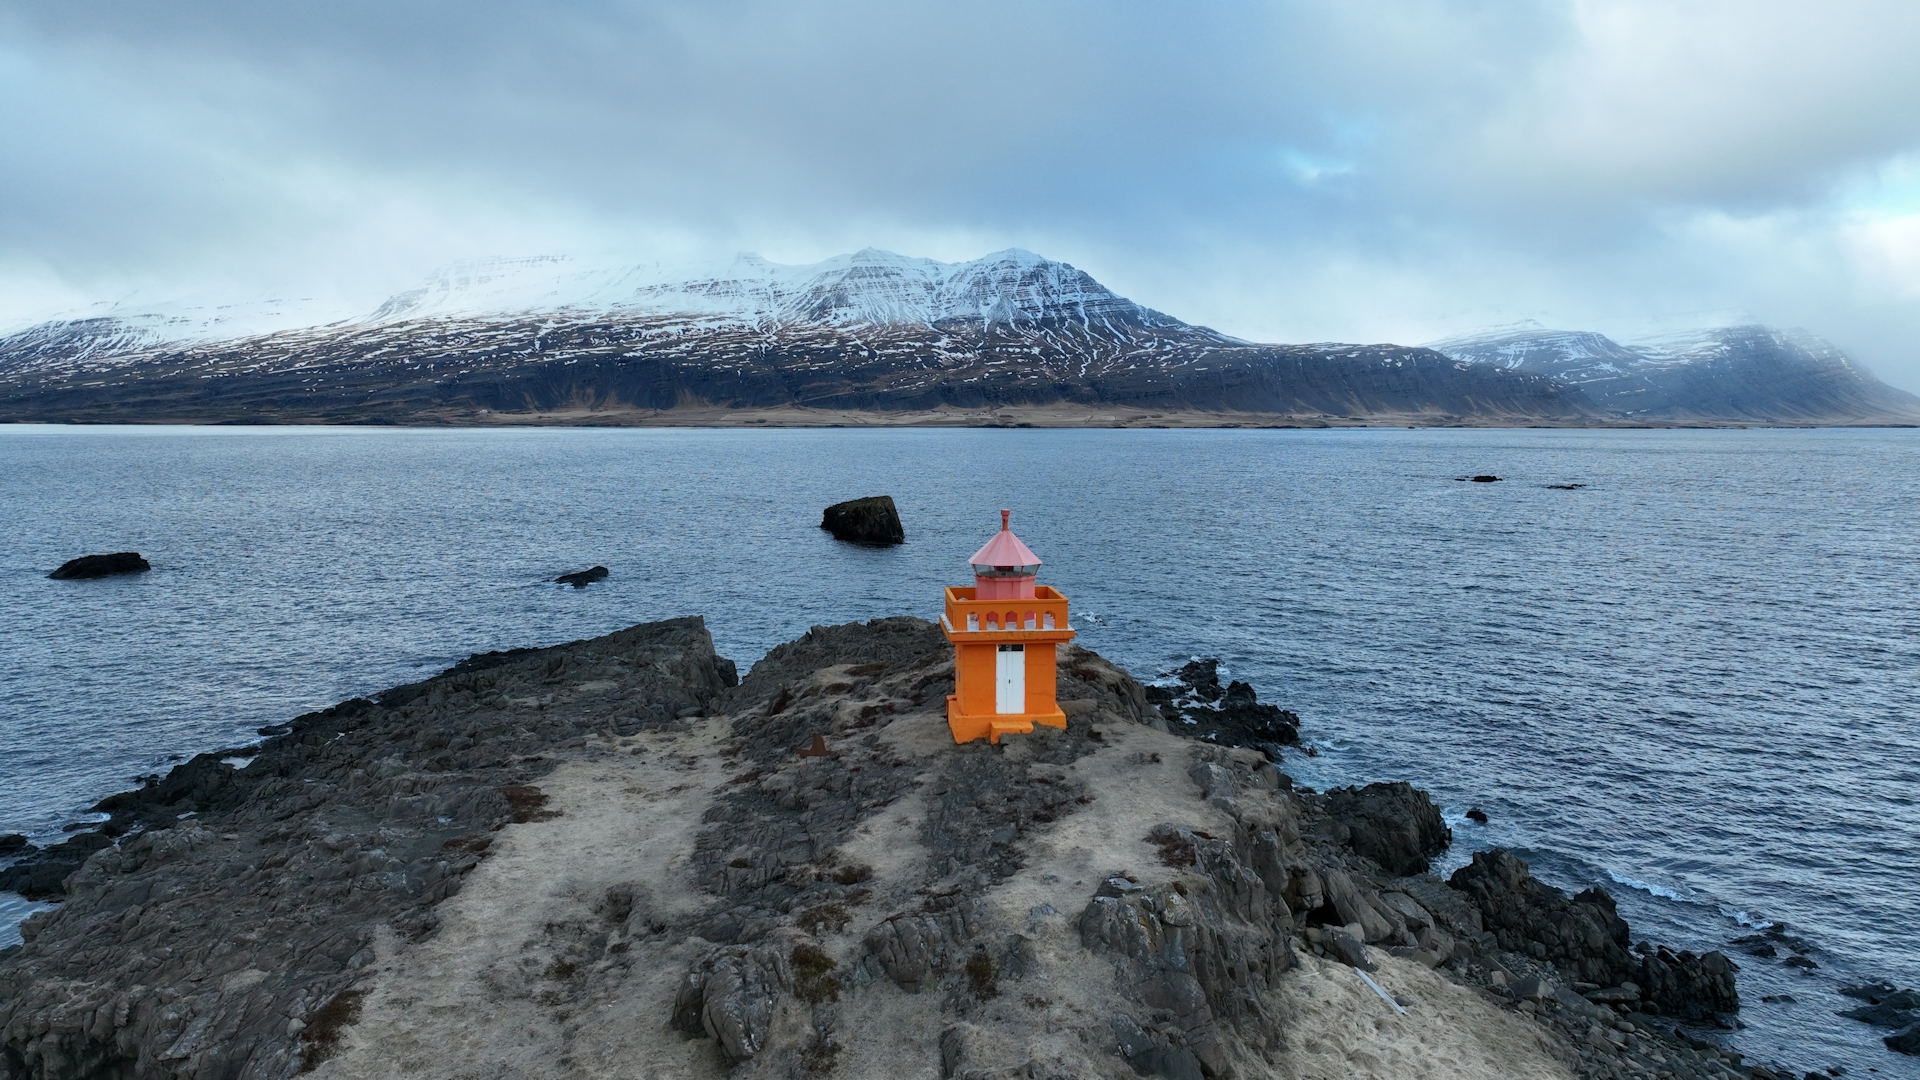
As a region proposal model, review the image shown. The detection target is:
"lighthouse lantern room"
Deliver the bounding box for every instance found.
[941,510,1075,744]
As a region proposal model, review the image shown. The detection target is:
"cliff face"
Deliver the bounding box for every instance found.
[0,618,1755,1080]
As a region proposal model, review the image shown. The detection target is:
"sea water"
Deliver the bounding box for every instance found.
[1,423,1916,1075]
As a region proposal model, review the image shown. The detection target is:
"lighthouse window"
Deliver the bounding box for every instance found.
[997,644,1024,653]
[1043,612,1055,629]
[966,613,979,631]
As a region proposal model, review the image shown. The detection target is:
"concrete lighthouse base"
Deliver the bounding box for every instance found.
[946,694,1068,745]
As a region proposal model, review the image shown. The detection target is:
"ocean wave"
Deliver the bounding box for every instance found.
[1601,869,1773,932]
[1605,868,1697,904]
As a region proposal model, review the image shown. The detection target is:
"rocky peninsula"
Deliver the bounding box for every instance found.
[0,616,1787,1079]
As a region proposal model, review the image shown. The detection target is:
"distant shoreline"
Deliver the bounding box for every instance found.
[4,406,1916,430]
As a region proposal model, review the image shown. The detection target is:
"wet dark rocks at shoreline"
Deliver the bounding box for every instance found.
[0,831,111,901]
[1836,981,1920,1055]
[1293,790,1772,1079]
[1323,781,1452,876]
[1145,657,1300,757]
[1730,922,1818,964]
[1153,661,1772,1077]
[1448,849,1740,1027]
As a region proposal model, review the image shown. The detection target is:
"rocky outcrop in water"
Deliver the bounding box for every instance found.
[1145,658,1300,756]
[1837,982,1920,1055]
[551,565,609,588]
[0,832,109,901]
[1,616,1776,1080]
[819,496,905,546]
[46,552,149,579]
[1323,781,1451,876]
[1449,849,1739,1024]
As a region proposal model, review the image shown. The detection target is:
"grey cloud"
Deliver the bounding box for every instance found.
[2,0,1916,389]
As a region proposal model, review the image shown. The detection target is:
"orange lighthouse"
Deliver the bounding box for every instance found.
[941,510,1075,744]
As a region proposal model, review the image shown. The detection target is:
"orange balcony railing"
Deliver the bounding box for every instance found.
[942,585,1071,636]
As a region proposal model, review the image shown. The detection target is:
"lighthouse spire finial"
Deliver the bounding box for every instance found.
[1001,509,1010,531]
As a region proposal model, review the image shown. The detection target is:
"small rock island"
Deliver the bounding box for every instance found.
[820,496,906,546]
[47,552,150,580]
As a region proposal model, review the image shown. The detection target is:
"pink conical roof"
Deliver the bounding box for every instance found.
[969,509,1042,567]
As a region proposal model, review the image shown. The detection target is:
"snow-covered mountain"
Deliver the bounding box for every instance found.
[0,249,1584,423]
[1426,322,1653,383]
[1430,322,1920,422]
[364,248,1192,333]
[0,294,347,379]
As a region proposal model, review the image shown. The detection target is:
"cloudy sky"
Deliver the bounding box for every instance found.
[4,0,1919,388]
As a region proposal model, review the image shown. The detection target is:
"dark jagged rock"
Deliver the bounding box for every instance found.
[1840,979,1901,1000]
[1448,848,1739,1023]
[0,834,28,857]
[1454,474,1502,483]
[1080,801,1301,1077]
[1465,807,1489,824]
[0,616,736,1079]
[1145,658,1300,756]
[1889,1024,1920,1055]
[1637,945,1742,1024]
[0,831,111,901]
[46,552,149,579]
[551,565,609,588]
[672,947,783,1062]
[1841,999,1920,1028]
[1450,849,1633,985]
[1733,922,1816,957]
[1170,659,1224,701]
[1320,927,1373,970]
[1322,781,1451,876]
[819,495,905,545]
[1836,982,1920,1049]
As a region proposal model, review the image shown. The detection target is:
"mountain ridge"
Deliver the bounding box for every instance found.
[0,249,1907,425]
[0,249,1582,424]
[1428,322,1920,423]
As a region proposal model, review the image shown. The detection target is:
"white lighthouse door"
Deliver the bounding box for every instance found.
[995,645,1025,714]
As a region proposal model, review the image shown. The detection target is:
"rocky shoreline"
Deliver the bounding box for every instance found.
[0,617,1821,1079]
